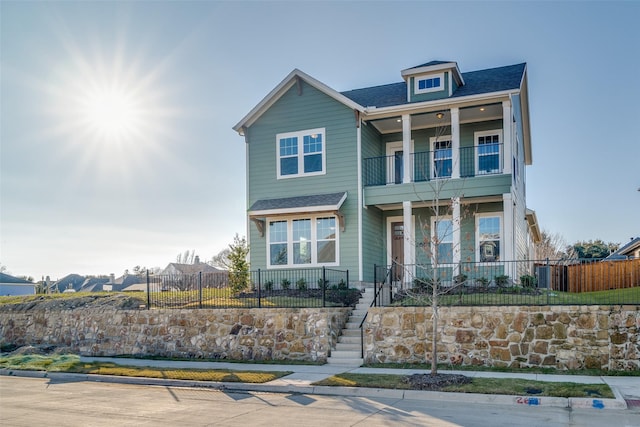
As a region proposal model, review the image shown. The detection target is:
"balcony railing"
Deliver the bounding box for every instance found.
[363,144,503,186]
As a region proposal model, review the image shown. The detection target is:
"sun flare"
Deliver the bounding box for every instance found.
[82,86,139,139]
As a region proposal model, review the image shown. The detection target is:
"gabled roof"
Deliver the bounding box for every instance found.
[0,272,33,284]
[161,262,223,275]
[401,60,464,86]
[233,69,364,134]
[606,237,640,260]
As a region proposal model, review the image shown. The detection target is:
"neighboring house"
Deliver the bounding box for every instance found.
[234,60,541,283]
[606,237,640,260]
[51,274,85,293]
[79,277,110,292]
[0,273,35,296]
[161,261,224,275]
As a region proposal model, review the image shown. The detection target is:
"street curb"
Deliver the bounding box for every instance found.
[0,369,628,410]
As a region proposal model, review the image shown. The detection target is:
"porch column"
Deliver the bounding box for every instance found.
[503,193,514,262]
[403,200,414,285]
[402,114,411,183]
[452,197,461,270]
[450,107,460,179]
[502,100,512,175]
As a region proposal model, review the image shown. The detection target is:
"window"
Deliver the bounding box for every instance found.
[477,215,502,262]
[277,128,325,178]
[432,218,453,264]
[415,73,444,94]
[475,130,502,175]
[430,136,452,179]
[268,215,338,267]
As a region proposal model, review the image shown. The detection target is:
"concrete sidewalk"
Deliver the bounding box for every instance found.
[71,356,639,411]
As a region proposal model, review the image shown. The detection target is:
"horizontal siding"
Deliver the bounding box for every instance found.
[246,81,359,274]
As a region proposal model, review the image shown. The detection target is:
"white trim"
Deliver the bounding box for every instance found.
[474,129,503,175]
[475,212,504,263]
[276,128,326,179]
[386,215,416,268]
[385,140,414,184]
[233,69,364,132]
[430,215,454,264]
[414,73,445,94]
[266,214,340,269]
[429,135,453,179]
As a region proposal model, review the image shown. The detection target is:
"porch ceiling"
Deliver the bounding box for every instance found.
[368,103,502,134]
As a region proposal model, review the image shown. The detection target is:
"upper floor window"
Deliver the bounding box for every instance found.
[475,130,502,175]
[430,136,452,179]
[277,128,325,179]
[415,73,444,94]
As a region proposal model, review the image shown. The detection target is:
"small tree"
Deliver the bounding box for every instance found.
[225,234,250,295]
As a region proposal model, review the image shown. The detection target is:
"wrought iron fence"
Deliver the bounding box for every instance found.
[362,144,504,187]
[144,267,359,309]
[372,258,640,306]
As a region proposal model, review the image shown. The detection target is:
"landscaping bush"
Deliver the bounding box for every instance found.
[520,275,537,289]
[296,278,307,291]
[280,278,291,290]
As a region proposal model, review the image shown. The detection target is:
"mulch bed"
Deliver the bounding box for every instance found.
[402,373,471,391]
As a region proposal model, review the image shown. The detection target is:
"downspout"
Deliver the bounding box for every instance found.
[356,111,363,282]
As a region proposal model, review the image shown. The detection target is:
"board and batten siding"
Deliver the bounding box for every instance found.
[245,81,360,274]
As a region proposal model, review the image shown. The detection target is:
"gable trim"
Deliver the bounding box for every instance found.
[234,69,364,134]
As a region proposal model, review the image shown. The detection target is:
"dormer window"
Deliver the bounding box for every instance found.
[415,73,444,94]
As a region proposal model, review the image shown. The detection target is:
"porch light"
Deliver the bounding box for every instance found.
[436,112,444,119]
[480,107,485,112]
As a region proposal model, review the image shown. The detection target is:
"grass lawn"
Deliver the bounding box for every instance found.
[313,373,614,398]
[0,354,291,384]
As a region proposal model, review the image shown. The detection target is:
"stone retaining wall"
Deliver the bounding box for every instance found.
[0,305,350,362]
[364,305,640,371]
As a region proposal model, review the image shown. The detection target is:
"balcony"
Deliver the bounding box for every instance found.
[363,144,504,187]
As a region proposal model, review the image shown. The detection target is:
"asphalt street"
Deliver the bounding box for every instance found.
[2,376,639,427]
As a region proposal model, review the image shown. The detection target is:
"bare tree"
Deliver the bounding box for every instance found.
[536,230,574,260]
[209,248,231,269]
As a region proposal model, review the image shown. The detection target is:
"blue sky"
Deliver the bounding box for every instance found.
[1,1,639,280]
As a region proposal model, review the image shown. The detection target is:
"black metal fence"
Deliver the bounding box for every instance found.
[372,258,640,306]
[144,267,360,309]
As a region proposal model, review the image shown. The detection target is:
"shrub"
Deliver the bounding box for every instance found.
[280,278,291,290]
[494,275,510,288]
[413,277,437,293]
[317,278,329,289]
[453,274,468,285]
[337,279,348,290]
[476,277,489,287]
[264,280,274,291]
[520,275,537,289]
[296,278,307,291]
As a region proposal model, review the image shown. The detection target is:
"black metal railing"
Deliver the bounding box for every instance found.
[145,267,359,309]
[372,258,640,306]
[362,144,504,187]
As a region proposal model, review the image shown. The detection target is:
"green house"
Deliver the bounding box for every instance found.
[233,60,541,284]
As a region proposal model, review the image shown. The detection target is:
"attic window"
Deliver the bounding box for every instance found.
[415,73,444,94]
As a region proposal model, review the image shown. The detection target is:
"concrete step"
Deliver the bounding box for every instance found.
[326,357,363,366]
[341,329,361,337]
[338,335,360,344]
[330,349,361,359]
[335,342,359,351]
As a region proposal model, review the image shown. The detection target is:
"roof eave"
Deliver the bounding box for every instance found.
[233,69,365,134]
[362,89,517,120]
[401,62,465,86]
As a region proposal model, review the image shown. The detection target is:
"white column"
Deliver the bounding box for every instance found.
[452,197,461,268]
[403,200,414,285]
[356,123,363,282]
[502,100,512,175]
[451,107,460,179]
[402,114,411,184]
[503,193,514,262]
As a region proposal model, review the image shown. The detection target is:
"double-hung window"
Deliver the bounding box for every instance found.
[432,218,453,264]
[477,214,502,262]
[430,136,452,179]
[277,128,325,178]
[268,215,338,267]
[475,130,502,175]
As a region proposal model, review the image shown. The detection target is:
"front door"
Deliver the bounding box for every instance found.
[391,222,404,282]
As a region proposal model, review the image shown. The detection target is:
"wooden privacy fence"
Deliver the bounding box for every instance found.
[566,258,640,293]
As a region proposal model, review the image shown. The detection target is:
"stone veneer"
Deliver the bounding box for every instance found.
[0,305,350,362]
[364,306,640,371]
